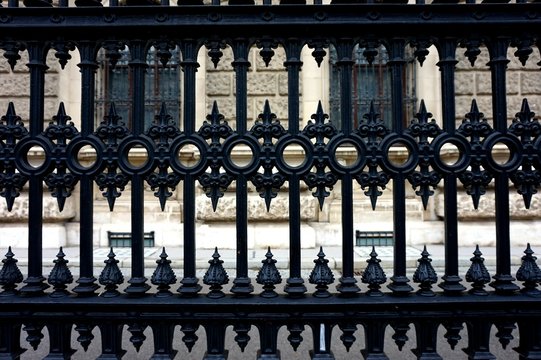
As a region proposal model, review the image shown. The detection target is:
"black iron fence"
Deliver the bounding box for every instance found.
[0,0,540,359]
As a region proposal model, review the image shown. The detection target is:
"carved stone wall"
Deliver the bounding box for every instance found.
[455,47,541,126]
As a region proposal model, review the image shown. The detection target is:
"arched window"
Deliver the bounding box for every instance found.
[329,45,417,129]
[95,46,181,130]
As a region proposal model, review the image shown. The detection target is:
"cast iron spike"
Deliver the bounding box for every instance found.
[98,247,124,297]
[413,245,438,296]
[23,323,44,350]
[338,322,357,352]
[256,247,282,298]
[516,243,541,296]
[465,245,491,296]
[127,322,147,352]
[0,246,23,296]
[180,323,199,352]
[48,247,73,298]
[443,321,463,350]
[361,246,387,296]
[287,323,304,351]
[233,322,251,352]
[203,247,229,299]
[495,321,516,349]
[74,323,95,352]
[151,247,176,297]
[391,322,410,351]
[308,246,334,298]
[206,40,225,69]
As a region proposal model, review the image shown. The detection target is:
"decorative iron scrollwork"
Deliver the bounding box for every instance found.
[457,100,494,209]
[361,246,386,297]
[94,103,130,211]
[406,100,443,209]
[302,102,337,210]
[47,247,73,298]
[256,247,282,298]
[509,99,541,209]
[0,103,28,211]
[250,100,287,211]
[197,101,234,211]
[43,103,79,212]
[355,102,390,210]
[145,103,182,211]
[203,247,229,299]
[0,246,23,296]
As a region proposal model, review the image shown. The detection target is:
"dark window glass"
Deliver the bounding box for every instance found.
[329,45,417,130]
[95,46,181,130]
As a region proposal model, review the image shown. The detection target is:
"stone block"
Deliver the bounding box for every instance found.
[278,73,303,96]
[253,46,287,71]
[521,71,541,95]
[0,192,76,222]
[0,224,67,249]
[206,73,232,96]
[206,46,234,72]
[196,193,318,222]
[253,97,290,121]
[246,72,278,96]
[455,73,475,96]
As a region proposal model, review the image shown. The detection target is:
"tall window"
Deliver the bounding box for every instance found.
[95,46,181,130]
[329,45,417,129]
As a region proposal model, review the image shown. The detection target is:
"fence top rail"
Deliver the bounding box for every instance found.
[0,3,540,38]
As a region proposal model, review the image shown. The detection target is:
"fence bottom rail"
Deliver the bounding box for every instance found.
[0,294,539,359]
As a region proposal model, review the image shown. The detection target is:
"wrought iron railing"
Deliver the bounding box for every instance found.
[0,1,540,359]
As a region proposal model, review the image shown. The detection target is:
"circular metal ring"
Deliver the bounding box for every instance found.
[14,135,53,177]
[169,134,209,177]
[116,135,156,176]
[327,133,367,176]
[482,132,522,174]
[221,134,260,176]
[379,133,419,175]
[274,134,314,176]
[66,134,105,177]
[431,133,471,175]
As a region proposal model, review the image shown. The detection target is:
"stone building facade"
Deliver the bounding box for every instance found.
[0,42,539,251]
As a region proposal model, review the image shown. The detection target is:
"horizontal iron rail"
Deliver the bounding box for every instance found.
[0,5,539,37]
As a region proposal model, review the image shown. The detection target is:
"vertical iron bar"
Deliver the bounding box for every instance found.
[284,39,306,297]
[73,41,99,296]
[45,323,75,359]
[203,323,228,360]
[310,323,334,359]
[257,321,281,360]
[20,42,49,295]
[0,323,25,358]
[436,39,466,294]
[412,320,442,359]
[125,40,150,295]
[387,39,413,295]
[230,39,253,295]
[334,39,360,295]
[488,37,519,294]
[361,320,388,359]
[98,322,126,358]
[178,40,202,295]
